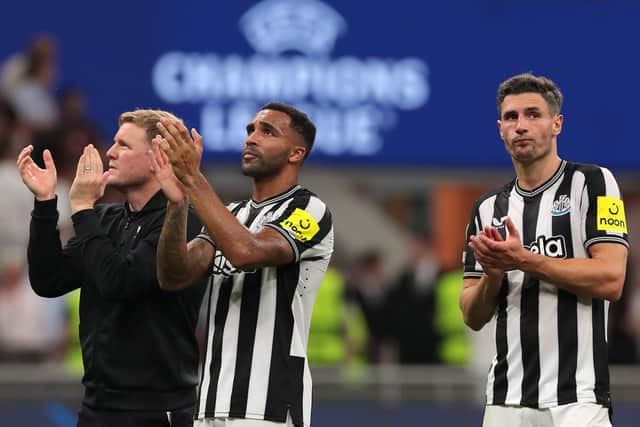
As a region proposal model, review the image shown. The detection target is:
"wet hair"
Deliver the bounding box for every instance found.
[260,102,316,160]
[497,73,563,116]
[118,109,182,144]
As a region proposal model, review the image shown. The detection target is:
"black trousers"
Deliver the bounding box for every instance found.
[77,404,194,427]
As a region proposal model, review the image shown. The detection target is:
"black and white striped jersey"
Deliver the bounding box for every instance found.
[463,160,629,409]
[194,185,333,427]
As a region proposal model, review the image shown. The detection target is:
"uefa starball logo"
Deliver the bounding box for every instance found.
[151,0,430,156]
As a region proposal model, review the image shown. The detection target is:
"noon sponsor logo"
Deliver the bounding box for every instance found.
[596,196,627,233]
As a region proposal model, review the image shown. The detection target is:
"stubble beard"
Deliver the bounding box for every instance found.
[241,155,287,180]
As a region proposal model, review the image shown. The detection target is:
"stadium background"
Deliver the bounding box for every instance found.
[1,0,640,426]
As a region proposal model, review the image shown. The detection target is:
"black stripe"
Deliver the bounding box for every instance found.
[491,188,511,404]
[275,191,311,219]
[593,299,610,406]
[245,205,265,228]
[493,276,509,404]
[265,263,303,425]
[463,202,480,273]
[229,270,263,417]
[520,195,541,407]
[204,278,234,415]
[575,163,608,243]
[286,206,333,260]
[553,166,578,404]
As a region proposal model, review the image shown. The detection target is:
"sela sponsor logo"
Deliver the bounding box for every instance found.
[491,216,508,229]
[597,196,627,233]
[211,250,256,277]
[551,194,571,216]
[152,0,429,156]
[525,235,567,258]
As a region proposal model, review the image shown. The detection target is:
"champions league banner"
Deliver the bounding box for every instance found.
[2,1,639,170]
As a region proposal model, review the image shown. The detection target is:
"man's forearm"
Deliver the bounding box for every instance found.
[157,200,190,287]
[520,246,627,301]
[460,274,503,331]
[183,172,256,266]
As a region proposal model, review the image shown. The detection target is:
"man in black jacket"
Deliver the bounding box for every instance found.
[17,109,206,427]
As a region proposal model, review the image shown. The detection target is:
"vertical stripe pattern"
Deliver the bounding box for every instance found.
[195,186,334,427]
[463,161,628,409]
[520,194,541,407]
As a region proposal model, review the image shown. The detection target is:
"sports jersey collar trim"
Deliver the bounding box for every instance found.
[249,185,301,208]
[515,160,566,198]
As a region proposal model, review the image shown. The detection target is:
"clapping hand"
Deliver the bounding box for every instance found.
[69,144,108,214]
[148,135,186,203]
[469,217,525,276]
[155,118,203,185]
[17,145,57,201]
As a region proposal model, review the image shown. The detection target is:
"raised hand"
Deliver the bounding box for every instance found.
[469,217,525,273]
[69,144,109,214]
[155,118,203,185]
[17,145,57,200]
[148,136,186,203]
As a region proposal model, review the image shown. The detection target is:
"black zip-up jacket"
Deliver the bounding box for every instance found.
[27,191,206,411]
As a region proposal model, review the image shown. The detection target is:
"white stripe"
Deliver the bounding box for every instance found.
[236,204,251,225]
[305,196,327,222]
[571,171,587,258]
[299,226,334,261]
[476,195,498,274]
[504,269,523,404]
[245,267,277,416]
[504,190,524,405]
[537,185,560,406]
[601,167,625,240]
[575,294,596,402]
[215,274,244,414]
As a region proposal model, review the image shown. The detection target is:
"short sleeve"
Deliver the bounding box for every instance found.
[463,201,483,279]
[264,193,333,262]
[582,166,629,249]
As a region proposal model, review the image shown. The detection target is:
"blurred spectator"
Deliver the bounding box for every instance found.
[0,247,68,363]
[434,268,469,365]
[64,289,83,373]
[385,236,440,364]
[0,100,36,259]
[0,95,72,366]
[0,34,56,101]
[53,122,101,183]
[307,264,368,367]
[7,35,59,130]
[346,249,393,363]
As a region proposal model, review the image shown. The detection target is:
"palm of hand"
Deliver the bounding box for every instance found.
[23,162,56,198]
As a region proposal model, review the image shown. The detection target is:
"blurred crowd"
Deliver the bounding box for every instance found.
[1,34,639,373]
[0,34,112,370]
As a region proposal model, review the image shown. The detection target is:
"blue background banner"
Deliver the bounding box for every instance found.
[2,0,639,169]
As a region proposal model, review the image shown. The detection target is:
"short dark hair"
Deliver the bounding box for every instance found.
[497,73,563,116]
[260,102,316,160]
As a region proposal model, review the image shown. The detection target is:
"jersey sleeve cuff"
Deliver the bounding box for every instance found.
[584,236,629,250]
[264,224,300,262]
[463,271,484,279]
[195,233,215,247]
